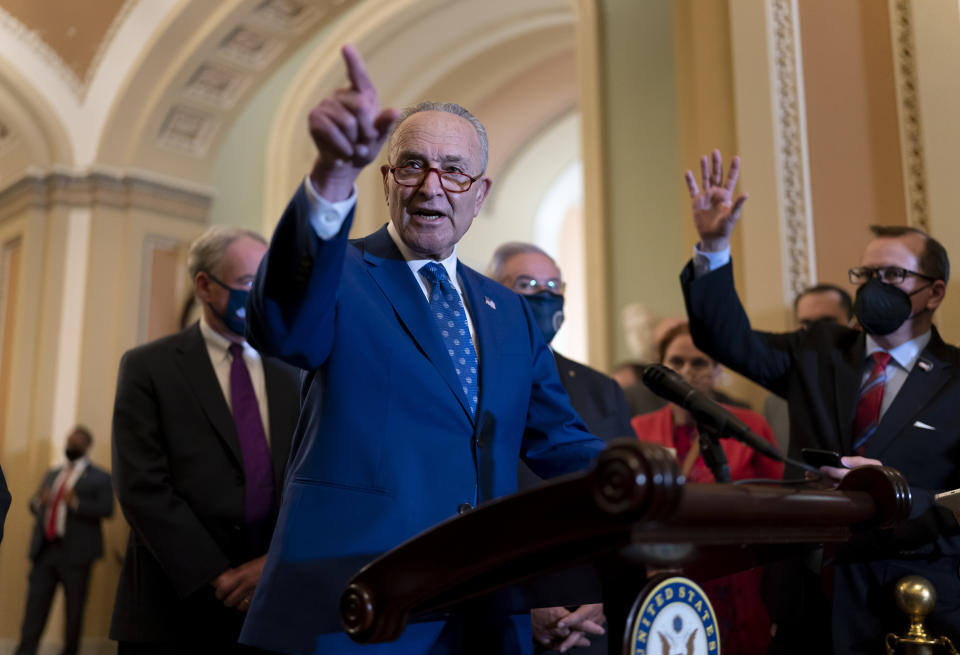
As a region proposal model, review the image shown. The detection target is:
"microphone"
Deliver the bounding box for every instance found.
[642,364,784,462]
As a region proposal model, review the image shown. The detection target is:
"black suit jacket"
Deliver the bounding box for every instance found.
[682,260,960,651]
[0,463,11,544]
[28,462,113,564]
[109,323,299,644]
[552,352,634,441]
[518,351,632,491]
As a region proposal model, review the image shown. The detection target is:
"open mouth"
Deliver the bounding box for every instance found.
[409,209,446,222]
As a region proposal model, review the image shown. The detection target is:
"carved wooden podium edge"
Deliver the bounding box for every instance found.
[339,438,911,646]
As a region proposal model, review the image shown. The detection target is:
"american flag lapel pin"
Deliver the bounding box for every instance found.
[484,297,496,310]
[918,358,933,372]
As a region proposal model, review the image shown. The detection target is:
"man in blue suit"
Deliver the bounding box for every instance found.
[240,45,605,655]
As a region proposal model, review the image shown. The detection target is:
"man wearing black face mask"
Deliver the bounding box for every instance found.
[109,225,299,654]
[679,150,960,654]
[489,241,632,655]
[15,426,113,655]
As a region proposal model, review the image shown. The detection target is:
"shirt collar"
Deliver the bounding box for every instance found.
[386,222,459,284]
[199,316,259,361]
[63,456,89,473]
[865,329,932,372]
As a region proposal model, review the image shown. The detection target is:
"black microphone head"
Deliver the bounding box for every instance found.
[641,364,691,404]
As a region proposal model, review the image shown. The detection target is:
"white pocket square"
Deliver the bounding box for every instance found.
[913,420,936,430]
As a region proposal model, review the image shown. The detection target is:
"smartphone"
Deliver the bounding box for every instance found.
[801,448,844,468]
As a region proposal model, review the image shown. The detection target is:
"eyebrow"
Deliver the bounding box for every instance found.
[394,150,469,165]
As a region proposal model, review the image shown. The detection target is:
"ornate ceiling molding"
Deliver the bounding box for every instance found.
[0,1,138,101]
[769,0,816,299]
[154,0,348,159]
[0,168,212,223]
[889,0,929,232]
[0,6,84,97]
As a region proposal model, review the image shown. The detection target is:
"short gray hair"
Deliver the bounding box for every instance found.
[187,225,267,281]
[386,101,489,173]
[487,241,555,283]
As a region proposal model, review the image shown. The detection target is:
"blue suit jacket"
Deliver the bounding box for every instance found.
[241,185,604,654]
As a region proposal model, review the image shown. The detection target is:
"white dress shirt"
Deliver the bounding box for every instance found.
[45,457,89,537]
[303,177,478,344]
[199,316,271,444]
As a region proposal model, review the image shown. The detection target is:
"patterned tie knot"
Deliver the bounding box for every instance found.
[870,351,892,373]
[419,262,449,288]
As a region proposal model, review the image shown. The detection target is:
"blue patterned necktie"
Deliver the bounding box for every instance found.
[418,262,479,416]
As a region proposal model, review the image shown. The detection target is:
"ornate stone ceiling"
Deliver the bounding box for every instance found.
[1,0,128,83]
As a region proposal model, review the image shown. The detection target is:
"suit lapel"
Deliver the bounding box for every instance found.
[176,325,243,466]
[263,358,295,489]
[458,265,501,421]
[866,332,954,458]
[360,228,474,422]
[834,331,865,454]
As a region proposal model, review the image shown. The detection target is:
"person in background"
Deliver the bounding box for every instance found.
[611,361,645,390]
[489,241,632,653]
[681,148,960,652]
[110,225,299,654]
[15,426,113,655]
[631,323,782,654]
[763,284,854,453]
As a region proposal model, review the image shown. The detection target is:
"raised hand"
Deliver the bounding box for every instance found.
[683,149,748,252]
[308,44,399,201]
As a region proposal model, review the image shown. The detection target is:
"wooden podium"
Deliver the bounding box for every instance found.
[339,439,912,653]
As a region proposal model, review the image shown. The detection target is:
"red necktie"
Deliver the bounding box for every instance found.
[852,351,892,454]
[44,464,73,540]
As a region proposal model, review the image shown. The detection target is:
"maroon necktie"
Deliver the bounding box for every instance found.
[852,351,892,454]
[228,343,276,527]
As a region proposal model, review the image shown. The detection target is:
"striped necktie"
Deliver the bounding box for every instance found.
[852,351,892,454]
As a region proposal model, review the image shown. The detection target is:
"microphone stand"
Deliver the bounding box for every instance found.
[696,422,731,483]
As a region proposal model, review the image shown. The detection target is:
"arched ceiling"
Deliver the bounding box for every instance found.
[1,0,127,83]
[0,0,580,207]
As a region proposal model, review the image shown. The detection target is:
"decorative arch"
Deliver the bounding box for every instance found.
[262,0,577,235]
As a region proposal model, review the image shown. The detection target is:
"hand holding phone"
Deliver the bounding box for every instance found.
[801,448,844,469]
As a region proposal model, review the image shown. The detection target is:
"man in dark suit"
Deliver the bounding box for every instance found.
[489,241,632,654]
[110,225,300,654]
[680,149,960,653]
[15,426,113,655]
[239,45,605,655]
[762,284,855,453]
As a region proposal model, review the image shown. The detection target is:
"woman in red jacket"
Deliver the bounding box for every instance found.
[631,322,783,654]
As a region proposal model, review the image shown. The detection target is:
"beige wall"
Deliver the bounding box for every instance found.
[798,0,906,295]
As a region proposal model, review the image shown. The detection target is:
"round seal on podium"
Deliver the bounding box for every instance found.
[625,575,719,655]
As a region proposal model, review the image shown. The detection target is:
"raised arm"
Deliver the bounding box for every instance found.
[683,148,748,253]
[680,151,794,393]
[307,44,398,201]
[246,45,398,369]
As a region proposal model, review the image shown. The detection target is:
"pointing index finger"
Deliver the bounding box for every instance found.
[342,44,375,94]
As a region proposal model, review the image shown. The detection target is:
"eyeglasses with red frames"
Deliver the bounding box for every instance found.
[388,165,483,193]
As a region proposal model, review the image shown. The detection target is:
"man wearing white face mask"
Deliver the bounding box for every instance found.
[679,149,960,653]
